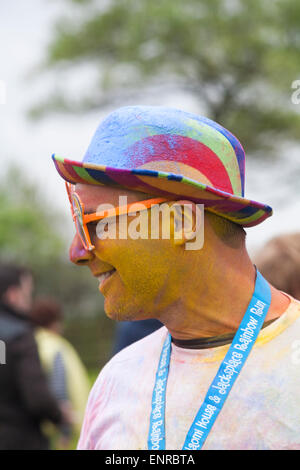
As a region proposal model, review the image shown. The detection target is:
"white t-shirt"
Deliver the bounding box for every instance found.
[78,295,300,450]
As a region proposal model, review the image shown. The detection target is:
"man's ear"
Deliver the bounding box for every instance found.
[171,201,203,247]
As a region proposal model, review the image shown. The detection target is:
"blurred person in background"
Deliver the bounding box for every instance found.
[0,263,65,450]
[254,233,300,301]
[31,297,90,449]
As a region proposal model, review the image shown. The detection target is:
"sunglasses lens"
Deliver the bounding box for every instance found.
[72,193,89,250]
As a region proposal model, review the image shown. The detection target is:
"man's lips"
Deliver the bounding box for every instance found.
[96,269,116,290]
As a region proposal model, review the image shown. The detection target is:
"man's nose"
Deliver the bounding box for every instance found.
[69,234,93,265]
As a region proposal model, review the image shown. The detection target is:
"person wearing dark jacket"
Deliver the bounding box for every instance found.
[0,264,64,450]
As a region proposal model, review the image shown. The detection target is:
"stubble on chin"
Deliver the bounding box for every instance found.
[103,298,148,323]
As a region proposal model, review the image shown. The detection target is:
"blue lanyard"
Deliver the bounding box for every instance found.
[147,270,271,450]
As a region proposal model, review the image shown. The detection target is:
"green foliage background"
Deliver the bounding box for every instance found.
[31,0,300,154]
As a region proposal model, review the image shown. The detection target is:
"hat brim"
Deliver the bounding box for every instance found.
[52,154,272,228]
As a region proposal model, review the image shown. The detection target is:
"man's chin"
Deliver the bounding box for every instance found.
[103,299,130,321]
[103,298,145,322]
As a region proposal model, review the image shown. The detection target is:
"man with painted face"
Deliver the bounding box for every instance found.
[52,106,300,450]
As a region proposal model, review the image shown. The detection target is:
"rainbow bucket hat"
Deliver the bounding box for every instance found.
[52,106,272,227]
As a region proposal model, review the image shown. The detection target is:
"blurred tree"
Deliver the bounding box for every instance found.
[0,165,64,265]
[31,0,300,152]
[0,166,114,369]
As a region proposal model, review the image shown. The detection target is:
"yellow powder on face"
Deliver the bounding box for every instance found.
[89,201,193,321]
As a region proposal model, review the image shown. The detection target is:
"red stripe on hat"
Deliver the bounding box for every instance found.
[126,135,234,194]
[54,160,78,183]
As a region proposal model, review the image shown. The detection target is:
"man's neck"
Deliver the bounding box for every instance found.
[159,260,290,341]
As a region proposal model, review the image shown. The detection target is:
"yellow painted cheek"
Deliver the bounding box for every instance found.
[113,245,177,315]
[91,212,185,317]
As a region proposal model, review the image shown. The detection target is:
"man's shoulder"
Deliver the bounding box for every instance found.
[85,326,167,415]
[280,295,300,325]
[109,325,167,365]
[92,326,167,387]
[258,295,300,350]
[0,309,31,342]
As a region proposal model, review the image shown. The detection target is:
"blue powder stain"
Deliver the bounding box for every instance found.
[82,106,244,178]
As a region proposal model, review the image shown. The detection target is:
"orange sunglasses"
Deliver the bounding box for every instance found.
[65,182,168,251]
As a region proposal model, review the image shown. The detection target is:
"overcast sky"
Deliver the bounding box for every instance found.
[1,0,299,254]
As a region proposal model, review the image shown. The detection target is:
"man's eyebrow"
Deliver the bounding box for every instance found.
[85,208,115,216]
